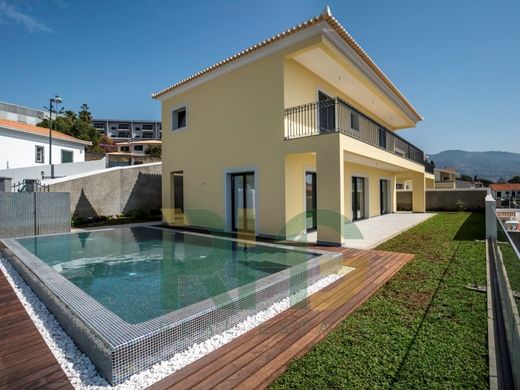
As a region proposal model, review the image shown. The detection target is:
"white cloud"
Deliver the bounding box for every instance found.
[0,1,54,33]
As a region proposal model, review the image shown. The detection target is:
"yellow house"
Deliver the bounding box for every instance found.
[153,7,434,245]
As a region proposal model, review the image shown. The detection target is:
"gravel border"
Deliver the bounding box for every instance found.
[0,253,350,389]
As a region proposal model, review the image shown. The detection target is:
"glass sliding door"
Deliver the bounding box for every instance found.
[318,91,335,132]
[305,172,317,231]
[231,172,255,233]
[352,177,366,221]
[380,179,389,215]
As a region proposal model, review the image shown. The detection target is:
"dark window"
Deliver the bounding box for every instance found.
[133,145,144,151]
[172,107,187,130]
[172,171,184,221]
[35,146,44,163]
[61,150,73,163]
[351,113,359,131]
[378,128,386,148]
[121,146,130,152]
[318,91,335,131]
[497,191,501,198]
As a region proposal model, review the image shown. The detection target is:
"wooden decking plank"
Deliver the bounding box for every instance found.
[160,250,408,390]
[150,249,388,389]
[208,253,409,389]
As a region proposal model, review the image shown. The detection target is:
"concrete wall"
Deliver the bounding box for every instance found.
[397,189,488,211]
[46,163,161,218]
[0,158,107,184]
[0,192,70,238]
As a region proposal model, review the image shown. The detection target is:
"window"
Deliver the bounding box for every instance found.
[142,124,153,130]
[497,191,502,198]
[171,171,184,221]
[121,146,130,152]
[35,146,44,163]
[378,128,386,148]
[133,145,144,151]
[135,127,141,131]
[61,150,73,163]
[351,113,359,131]
[172,107,187,130]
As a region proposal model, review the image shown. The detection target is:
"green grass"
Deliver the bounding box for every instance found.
[271,212,489,389]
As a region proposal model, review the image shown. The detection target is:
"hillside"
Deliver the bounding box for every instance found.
[427,150,520,182]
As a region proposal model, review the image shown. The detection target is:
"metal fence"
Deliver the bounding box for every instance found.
[0,192,70,238]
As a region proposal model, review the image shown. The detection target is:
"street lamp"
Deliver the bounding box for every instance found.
[47,95,63,178]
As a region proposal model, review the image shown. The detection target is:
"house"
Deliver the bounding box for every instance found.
[434,167,461,189]
[106,140,161,167]
[490,183,520,208]
[92,119,162,140]
[153,7,434,245]
[0,119,91,170]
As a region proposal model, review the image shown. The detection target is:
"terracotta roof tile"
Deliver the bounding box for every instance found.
[0,119,91,146]
[490,183,520,191]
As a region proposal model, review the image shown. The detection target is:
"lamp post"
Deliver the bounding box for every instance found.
[48,96,63,179]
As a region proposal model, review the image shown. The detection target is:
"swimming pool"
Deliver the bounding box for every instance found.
[2,226,342,384]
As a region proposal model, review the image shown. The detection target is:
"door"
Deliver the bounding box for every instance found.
[305,172,317,231]
[318,91,335,132]
[231,172,256,232]
[352,177,366,221]
[380,179,389,215]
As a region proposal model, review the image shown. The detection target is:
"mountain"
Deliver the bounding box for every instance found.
[427,150,520,182]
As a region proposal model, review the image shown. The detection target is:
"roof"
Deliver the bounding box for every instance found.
[151,7,422,120]
[0,119,92,146]
[490,183,520,191]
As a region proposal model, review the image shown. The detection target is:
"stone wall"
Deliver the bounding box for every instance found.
[46,163,161,219]
[397,189,488,212]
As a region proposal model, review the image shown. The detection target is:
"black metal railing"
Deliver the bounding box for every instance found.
[424,159,435,174]
[284,97,427,166]
[12,179,49,193]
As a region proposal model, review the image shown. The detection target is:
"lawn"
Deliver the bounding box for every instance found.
[271,212,488,389]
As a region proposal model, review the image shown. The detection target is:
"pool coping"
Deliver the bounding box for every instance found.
[1,227,342,384]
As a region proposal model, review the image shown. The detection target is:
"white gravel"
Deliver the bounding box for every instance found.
[0,254,350,389]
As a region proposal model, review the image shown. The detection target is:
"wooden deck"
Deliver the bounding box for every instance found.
[0,269,72,390]
[150,247,413,390]
[0,246,412,390]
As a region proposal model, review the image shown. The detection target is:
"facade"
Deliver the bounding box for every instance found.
[490,183,520,208]
[92,119,162,141]
[154,8,434,245]
[0,101,48,126]
[106,140,161,167]
[0,119,90,170]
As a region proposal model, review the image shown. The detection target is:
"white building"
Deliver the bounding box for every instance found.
[0,101,48,126]
[106,140,161,167]
[0,118,91,169]
[92,119,162,140]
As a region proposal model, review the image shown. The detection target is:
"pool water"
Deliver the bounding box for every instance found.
[16,227,317,324]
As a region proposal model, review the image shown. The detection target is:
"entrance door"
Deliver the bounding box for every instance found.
[305,172,317,231]
[318,91,335,132]
[231,172,255,232]
[380,179,389,215]
[352,177,366,221]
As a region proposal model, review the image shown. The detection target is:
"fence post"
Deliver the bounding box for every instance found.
[486,193,497,239]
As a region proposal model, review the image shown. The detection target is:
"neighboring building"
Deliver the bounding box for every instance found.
[0,101,47,125]
[0,119,91,169]
[153,7,434,245]
[490,183,520,208]
[92,119,162,140]
[434,167,461,189]
[106,140,161,167]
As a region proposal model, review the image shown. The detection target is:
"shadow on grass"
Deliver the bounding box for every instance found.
[453,212,485,241]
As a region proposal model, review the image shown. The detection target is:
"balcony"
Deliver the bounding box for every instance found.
[284,98,428,168]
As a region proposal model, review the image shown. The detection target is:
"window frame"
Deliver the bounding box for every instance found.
[171,105,188,131]
[351,112,360,131]
[35,145,44,163]
[61,149,73,163]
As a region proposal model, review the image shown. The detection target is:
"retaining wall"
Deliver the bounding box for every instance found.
[397,189,488,211]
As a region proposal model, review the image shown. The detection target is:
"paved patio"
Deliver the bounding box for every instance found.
[303,212,435,249]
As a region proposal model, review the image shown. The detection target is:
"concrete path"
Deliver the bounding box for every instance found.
[304,212,435,250]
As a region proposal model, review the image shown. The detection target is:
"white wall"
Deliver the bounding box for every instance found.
[0,133,85,169]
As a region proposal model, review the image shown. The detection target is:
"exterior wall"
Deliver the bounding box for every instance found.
[0,158,107,184]
[92,119,162,140]
[343,161,396,220]
[397,189,488,211]
[0,101,46,126]
[46,163,161,218]
[0,131,85,169]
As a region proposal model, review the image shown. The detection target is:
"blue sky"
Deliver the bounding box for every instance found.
[1,0,519,154]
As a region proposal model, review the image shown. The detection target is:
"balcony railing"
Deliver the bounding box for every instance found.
[284,97,427,166]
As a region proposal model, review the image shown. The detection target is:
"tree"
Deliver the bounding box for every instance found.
[460,174,473,182]
[145,144,162,158]
[38,104,100,150]
[508,176,520,183]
